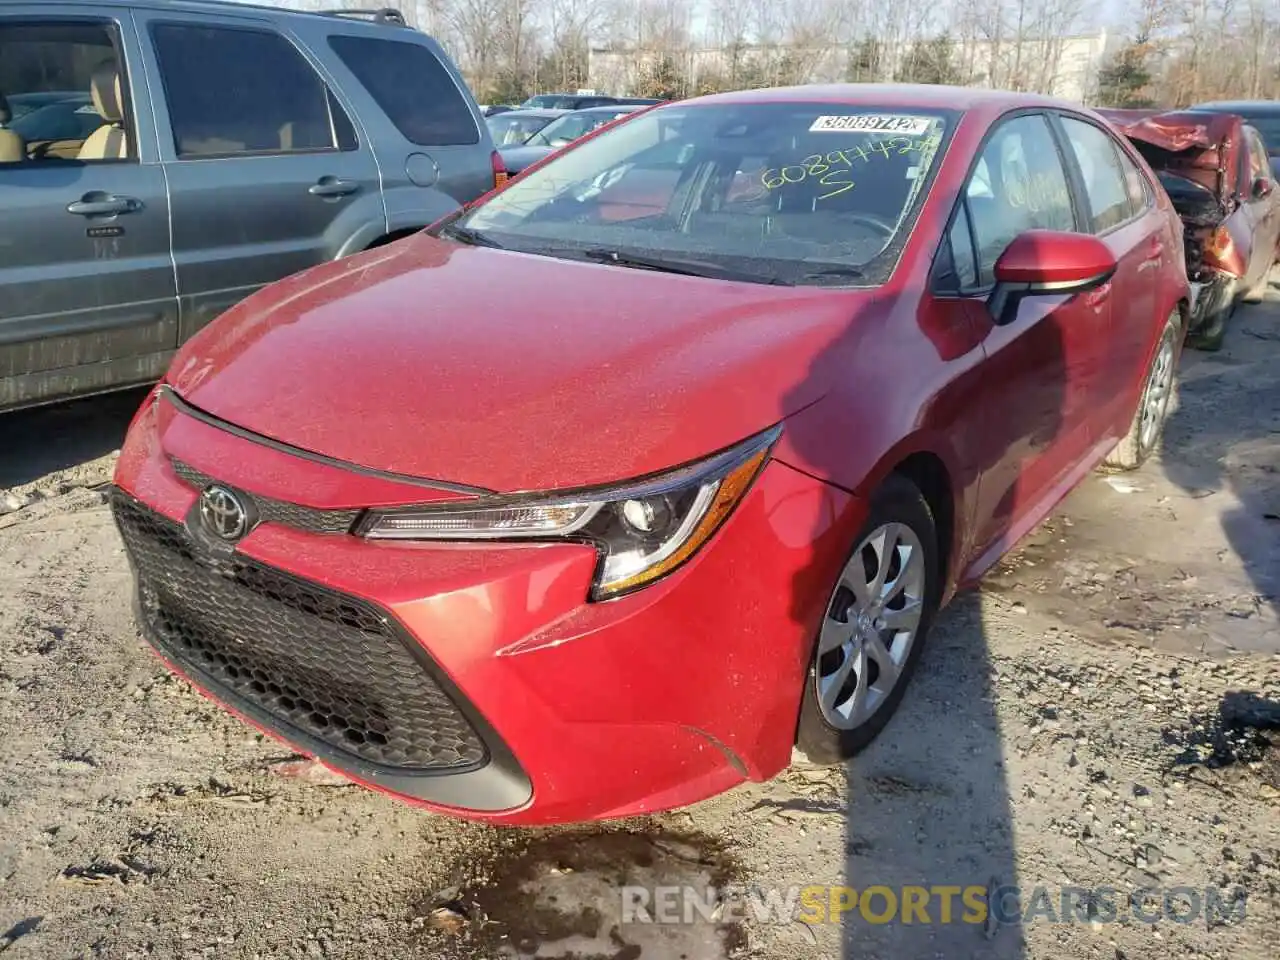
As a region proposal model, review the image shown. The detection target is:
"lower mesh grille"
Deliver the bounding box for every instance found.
[111,491,487,772]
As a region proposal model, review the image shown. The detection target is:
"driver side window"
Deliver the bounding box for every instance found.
[963,113,1075,287]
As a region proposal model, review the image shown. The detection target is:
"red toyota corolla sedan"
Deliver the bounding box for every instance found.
[112,85,1190,825]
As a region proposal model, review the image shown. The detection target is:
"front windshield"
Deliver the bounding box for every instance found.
[486,114,556,146]
[529,112,616,147]
[457,102,956,286]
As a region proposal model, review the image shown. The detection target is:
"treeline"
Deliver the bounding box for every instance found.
[288,0,1279,106]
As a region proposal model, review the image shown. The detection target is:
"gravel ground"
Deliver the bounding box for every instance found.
[1,282,1278,960]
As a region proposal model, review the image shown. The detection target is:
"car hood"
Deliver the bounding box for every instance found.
[167,237,863,494]
[498,144,555,172]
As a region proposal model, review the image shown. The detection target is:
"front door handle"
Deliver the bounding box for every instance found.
[309,177,359,198]
[67,194,142,217]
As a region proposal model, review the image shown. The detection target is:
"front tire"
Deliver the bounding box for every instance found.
[1242,268,1272,304]
[1186,295,1233,351]
[795,475,940,764]
[1103,310,1180,471]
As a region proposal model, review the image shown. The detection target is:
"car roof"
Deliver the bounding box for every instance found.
[1191,101,1280,116]
[572,105,645,115]
[680,82,1070,113]
[72,0,415,27]
[493,108,570,119]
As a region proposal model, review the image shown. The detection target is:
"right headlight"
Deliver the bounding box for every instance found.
[358,425,781,599]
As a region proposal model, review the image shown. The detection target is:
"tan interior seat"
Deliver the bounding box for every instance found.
[0,94,26,163]
[78,63,128,161]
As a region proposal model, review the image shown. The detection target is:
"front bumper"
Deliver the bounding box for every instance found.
[111,388,862,824]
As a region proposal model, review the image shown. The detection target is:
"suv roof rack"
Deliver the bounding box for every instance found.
[319,8,409,26]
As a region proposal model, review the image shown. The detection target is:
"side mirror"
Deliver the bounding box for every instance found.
[988,230,1117,326]
[1252,176,1273,200]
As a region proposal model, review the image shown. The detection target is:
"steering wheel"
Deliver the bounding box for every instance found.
[839,213,896,237]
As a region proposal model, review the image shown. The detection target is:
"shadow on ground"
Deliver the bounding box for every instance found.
[837,590,1024,958]
[1160,283,1280,624]
[0,388,146,491]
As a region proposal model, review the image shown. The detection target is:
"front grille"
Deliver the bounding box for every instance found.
[111,491,487,772]
[170,459,361,535]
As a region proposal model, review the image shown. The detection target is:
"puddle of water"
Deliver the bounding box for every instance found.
[415,824,749,960]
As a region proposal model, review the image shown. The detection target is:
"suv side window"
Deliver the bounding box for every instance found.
[151,23,357,158]
[1059,116,1133,232]
[0,20,134,163]
[328,35,478,146]
[964,113,1074,287]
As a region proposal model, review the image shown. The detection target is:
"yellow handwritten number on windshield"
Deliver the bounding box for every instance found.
[760,157,855,200]
[758,136,929,201]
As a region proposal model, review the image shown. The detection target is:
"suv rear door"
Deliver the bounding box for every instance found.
[0,5,176,411]
[132,6,383,341]
[318,24,496,234]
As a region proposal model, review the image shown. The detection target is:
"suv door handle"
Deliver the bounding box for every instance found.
[309,177,358,198]
[67,195,142,216]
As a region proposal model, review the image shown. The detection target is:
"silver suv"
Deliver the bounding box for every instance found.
[0,2,501,412]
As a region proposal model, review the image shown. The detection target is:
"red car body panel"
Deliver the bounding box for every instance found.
[166,241,859,494]
[115,392,864,823]
[113,86,1192,824]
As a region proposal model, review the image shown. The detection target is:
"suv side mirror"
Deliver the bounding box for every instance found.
[988,230,1117,326]
[1252,176,1273,200]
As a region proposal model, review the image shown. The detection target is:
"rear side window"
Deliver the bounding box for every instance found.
[151,23,357,158]
[1059,116,1133,232]
[328,35,478,146]
[1113,144,1150,214]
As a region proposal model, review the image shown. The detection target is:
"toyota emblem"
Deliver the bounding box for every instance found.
[199,485,249,541]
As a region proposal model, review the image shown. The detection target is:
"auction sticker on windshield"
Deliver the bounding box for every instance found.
[809,115,932,135]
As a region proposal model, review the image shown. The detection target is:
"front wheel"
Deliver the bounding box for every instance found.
[1241,267,1272,305]
[795,475,940,764]
[1103,310,1181,471]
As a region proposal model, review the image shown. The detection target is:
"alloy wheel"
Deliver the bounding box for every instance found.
[815,522,926,730]
[1138,332,1176,452]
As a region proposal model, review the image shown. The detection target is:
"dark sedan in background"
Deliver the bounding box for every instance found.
[497,104,646,174]
[519,93,663,110]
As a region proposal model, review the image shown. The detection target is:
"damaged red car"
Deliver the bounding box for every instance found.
[113,87,1191,825]
[1099,108,1280,350]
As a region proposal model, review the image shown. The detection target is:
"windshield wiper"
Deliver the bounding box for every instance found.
[439,224,504,249]
[580,248,792,284]
[789,266,866,285]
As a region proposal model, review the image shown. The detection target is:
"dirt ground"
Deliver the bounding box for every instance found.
[1,282,1278,960]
